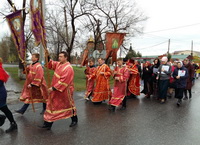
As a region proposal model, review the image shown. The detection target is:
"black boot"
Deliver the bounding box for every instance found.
[5,122,17,133]
[108,105,115,112]
[183,90,188,100]
[38,121,53,130]
[70,116,78,127]
[40,103,46,115]
[177,99,182,107]
[188,89,192,99]
[120,106,126,110]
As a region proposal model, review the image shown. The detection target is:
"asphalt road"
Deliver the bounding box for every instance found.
[1,80,200,145]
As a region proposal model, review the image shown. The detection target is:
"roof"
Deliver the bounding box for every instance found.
[171,55,188,59]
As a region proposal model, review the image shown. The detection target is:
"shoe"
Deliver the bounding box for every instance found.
[38,125,51,130]
[5,122,17,133]
[120,106,126,110]
[38,121,52,130]
[177,99,182,107]
[85,97,90,101]
[69,121,77,127]
[40,110,45,115]
[183,97,188,100]
[168,95,172,99]
[0,115,6,126]
[108,105,115,112]
[160,99,165,104]
[15,110,24,115]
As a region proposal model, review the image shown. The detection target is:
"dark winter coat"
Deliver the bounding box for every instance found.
[184,63,194,89]
[173,66,188,88]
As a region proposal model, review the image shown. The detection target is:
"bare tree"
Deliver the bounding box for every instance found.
[45,10,66,60]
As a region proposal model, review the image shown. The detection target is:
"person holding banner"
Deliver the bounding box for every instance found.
[173,61,188,106]
[109,58,129,111]
[84,59,96,101]
[0,58,17,133]
[40,51,78,130]
[127,59,140,98]
[89,58,112,104]
[15,53,48,115]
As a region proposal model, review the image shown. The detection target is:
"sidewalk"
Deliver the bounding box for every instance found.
[5,73,22,104]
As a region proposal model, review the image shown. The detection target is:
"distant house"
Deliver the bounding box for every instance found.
[172,50,200,56]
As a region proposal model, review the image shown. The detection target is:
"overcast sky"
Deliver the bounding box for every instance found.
[1,0,200,56]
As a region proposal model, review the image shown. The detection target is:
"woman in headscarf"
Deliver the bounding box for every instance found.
[183,58,194,99]
[173,61,188,106]
[0,57,17,133]
[141,61,153,98]
[151,58,160,98]
[157,56,172,104]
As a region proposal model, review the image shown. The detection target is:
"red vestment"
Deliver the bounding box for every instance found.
[109,66,129,106]
[44,60,77,122]
[84,66,96,99]
[127,64,140,96]
[91,64,112,102]
[20,62,48,104]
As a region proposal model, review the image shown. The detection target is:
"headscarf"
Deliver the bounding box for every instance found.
[178,61,183,67]
[161,56,168,62]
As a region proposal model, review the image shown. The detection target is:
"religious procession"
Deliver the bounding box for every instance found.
[1,1,200,145]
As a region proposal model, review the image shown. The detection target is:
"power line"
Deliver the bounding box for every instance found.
[144,23,200,34]
[135,40,168,50]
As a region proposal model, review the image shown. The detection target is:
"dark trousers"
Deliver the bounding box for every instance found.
[159,79,169,99]
[0,105,15,123]
[122,96,127,107]
[175,88,185,99]
[153,82,159,97]
[184,89,192,98]
[19,103,46,113]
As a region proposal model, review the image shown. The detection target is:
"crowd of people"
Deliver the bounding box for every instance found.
[84,56,199,109]
[0,52,199,133]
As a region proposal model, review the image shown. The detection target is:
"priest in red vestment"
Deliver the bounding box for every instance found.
[84,59,96,100]
[89,58,112,104]
[40,51,78,130]
[127,59,140,97]
[15,53,48,115]
[109,58,129,111]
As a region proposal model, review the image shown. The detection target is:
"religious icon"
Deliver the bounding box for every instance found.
[12,18,20,31]
[112,38,119,49]
[33,0,39,11]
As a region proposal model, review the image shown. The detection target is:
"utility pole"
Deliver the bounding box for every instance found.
[167,39,170,61]
[167,39,170,55]
[191,40,193,60]
[64,7,69,45]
